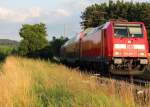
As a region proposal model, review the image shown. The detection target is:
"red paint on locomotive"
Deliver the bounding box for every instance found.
[61,20,149,75]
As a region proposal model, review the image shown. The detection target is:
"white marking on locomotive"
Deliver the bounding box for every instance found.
[114,44,145,50]
[133,44,145,50]
[114,44,126,49]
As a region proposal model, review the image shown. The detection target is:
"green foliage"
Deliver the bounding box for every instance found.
[0,45,17,60]
[48,86,73,107]
[50,36,68,57]
[18,23,48,56]
[18,23,68,59]
[81,0,150,30]
[81,3,107,29]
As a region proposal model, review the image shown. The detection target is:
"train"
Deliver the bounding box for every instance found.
[60,20,149,75]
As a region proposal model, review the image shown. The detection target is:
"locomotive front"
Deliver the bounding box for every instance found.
[111,22,149,75]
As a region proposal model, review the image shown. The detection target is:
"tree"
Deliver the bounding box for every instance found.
[50,36,68,57]
[19,23,48,56]
[81,0,150,30]
[81,3,107,29]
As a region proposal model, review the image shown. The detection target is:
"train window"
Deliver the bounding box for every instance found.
[114,27,128,38]
[128,26,143,38]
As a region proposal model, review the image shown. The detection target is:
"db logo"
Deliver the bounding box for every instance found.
[127,44,133,49]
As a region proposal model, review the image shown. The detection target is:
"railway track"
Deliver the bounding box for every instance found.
[63,62,150,88]
[69,64,150,88]
[92,73,150,89]
[83,70,150,106]
[64,64,150,105]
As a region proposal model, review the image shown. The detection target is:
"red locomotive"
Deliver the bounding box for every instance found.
[61,20,149,75]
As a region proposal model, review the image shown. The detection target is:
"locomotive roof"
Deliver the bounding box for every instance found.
[82,21,144,36]
[103,22,110,29]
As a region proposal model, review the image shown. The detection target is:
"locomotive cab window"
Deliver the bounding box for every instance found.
[128,26,143,38]
[114,27,128,38]
[114,24,143,38]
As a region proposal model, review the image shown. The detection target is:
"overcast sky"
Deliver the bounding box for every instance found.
[0,0,149,41]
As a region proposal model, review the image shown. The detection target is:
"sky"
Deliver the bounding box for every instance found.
[0,0,148,41]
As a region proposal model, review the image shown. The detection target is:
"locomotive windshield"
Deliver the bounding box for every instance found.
[114,24,143,38]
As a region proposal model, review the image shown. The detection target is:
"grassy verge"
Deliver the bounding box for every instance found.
[0,45,17,60]
[0,56,148,107]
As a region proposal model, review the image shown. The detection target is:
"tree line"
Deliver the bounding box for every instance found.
[18,23,68,59]
[81,0,150,30]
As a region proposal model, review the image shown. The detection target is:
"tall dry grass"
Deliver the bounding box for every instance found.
[0,56,148,107]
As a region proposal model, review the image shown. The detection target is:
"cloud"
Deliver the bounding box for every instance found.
[61,0,91,12]
[0,7,40,22]
[55,9,70,16]
[0,6,72,40]
[0,7,71,23]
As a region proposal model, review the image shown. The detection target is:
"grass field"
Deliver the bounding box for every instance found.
[0,56,149,107]
[0,45,17,61]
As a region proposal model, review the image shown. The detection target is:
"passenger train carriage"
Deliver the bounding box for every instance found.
[61,20,149,75]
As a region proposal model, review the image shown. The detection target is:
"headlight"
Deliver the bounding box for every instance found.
[140,59,148,64]
[115,51,120,56]
[114,59,122,64]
